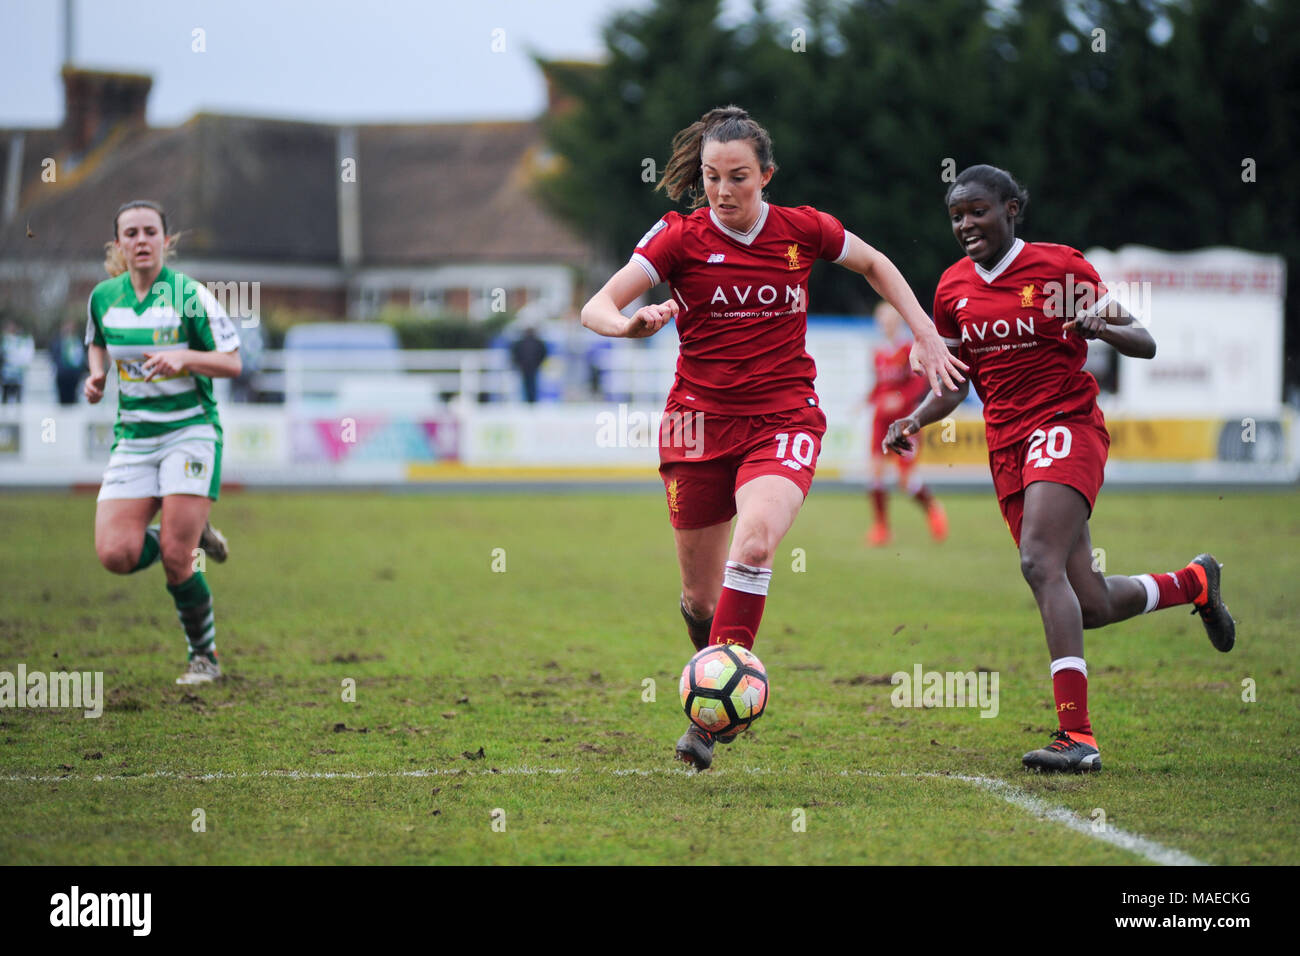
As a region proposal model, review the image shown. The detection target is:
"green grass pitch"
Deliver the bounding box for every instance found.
[0,488,1296,865]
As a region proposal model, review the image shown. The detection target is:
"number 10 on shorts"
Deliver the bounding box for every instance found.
[775,432,816,470]
[1026,425,1072,469]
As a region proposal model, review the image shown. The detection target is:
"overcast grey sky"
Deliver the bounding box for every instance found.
[2,0,681,127]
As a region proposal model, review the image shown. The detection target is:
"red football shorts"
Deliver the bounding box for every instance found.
[989,408,1109,547]
[658,399,827,530]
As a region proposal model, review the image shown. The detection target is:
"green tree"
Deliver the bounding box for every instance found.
[537,0,1299,386]
[535,0,746,263]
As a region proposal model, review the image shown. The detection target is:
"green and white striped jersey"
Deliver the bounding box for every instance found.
[85,267,240,452]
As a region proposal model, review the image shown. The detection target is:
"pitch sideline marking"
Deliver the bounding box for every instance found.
[0,766,1206,865]
[924,772,1206,867]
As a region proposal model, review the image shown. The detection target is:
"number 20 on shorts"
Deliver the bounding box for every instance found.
[1026,425,1072,469]
[774,432,816,468]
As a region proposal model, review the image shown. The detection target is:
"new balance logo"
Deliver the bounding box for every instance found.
[781,459,803,471]
[957,298,968,310]
[707,253,726,263]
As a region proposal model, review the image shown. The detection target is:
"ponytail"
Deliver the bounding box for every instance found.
[657,105,777,208]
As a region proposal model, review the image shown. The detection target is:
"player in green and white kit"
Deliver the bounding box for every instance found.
[85,201,242,685]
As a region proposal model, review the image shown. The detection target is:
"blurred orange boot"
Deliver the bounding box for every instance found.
[927,502,948,542]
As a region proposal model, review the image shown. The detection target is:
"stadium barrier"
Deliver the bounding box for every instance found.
[3,241,1292,489]
[2,400,1295,488]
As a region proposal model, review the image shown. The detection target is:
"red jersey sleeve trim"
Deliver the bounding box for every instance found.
[833,231,850,264]
[630,253,660,287]
[806,207,848,263]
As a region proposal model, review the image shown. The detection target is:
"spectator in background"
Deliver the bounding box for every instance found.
[51,319,87,405]
[585,337,611,399]
[1,319,35,403]
[230,319,264,403]
[511,325,548,403]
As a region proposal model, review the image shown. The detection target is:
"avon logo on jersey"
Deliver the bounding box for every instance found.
[709,284,804,307]
[960,316,1038,344]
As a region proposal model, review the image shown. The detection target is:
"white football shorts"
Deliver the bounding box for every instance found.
[97,438,223,501]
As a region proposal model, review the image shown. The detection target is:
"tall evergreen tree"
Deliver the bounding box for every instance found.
[536,0,1298,386]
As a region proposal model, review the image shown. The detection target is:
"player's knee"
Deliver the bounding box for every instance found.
[734,535,774,569]
[732,516,778,568]
[95,540,137,575]
[160,538,198,578]
[1019,547,1063,592]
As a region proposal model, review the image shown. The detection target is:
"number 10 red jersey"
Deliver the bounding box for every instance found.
[631,202,849,415]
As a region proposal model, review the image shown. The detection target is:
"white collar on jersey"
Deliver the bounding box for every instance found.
[974,237,1025,283]
[708,201,769,245]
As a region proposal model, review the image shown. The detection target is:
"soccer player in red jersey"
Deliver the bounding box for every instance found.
[884,165,1236,773]
[865,302,947,546]
[582,106,967,769]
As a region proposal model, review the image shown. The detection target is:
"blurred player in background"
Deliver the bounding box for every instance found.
[1,318,35,403]
[85,200,240,685]
[582,105,967,769]
[885,165,1235,773]
[865,301,947,546]
[51,319,88,405]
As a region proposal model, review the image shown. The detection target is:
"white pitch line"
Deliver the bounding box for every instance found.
[927,772,1206,867]
[0,765,1207,865]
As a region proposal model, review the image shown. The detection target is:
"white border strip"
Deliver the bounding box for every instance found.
[0,766,1206,865]
[931,772,1206,867]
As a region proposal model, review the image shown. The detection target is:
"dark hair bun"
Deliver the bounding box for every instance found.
[945,165,1029,222]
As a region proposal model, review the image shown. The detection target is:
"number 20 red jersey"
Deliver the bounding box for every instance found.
[631,202,849,415]
[933,239,1112,451]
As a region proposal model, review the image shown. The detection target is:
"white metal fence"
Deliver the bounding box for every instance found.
[246,334,874,413]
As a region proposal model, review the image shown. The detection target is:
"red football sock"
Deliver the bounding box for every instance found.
[709,561,772,650]
[1135,565,1205,612]
[870,487,888,525]
[1051,658,1093,738]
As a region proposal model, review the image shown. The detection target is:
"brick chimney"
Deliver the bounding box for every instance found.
[61,67,152,155]
[539,60,597,117]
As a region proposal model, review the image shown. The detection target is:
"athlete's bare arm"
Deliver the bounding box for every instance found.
[84,344,109,404]
[581,262,679,339]
[883,345,970,455]
[1063,298,1156,359]
[142,348,241,381]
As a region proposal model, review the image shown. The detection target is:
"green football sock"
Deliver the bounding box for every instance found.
[167,571,215,658]
[132,526,161,573]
